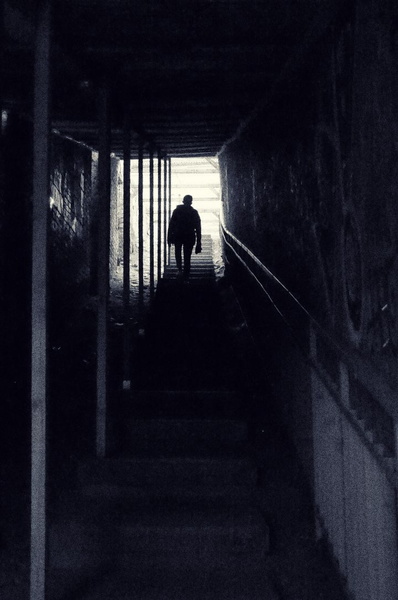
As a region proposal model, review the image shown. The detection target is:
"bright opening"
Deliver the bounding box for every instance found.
[112,155,223,313]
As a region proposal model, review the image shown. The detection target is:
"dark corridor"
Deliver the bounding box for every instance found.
[2,2,398,600]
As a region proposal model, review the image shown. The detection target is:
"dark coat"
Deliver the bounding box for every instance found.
[167,204,201,246]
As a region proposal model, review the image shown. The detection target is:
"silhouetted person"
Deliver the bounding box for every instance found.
[167,194,202,280]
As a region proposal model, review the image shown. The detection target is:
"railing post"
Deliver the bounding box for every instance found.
[122,116,131,390]
[96,82,111,458]
[31,2,51,598]
[138,140,144,313]
[149,146,154,297]
[309,323,324,541]
[157,149,162,281]
[163,157,168,269]
[168,157,171,264]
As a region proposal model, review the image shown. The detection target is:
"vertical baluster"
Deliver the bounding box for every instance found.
[122,117,131,389]
[138,141,144,312]
[378,459,398,599]
[163,157,167,268]
[339,361,349,579]
[352,423,358,596]
[310,328,323,539]
[364,447,378,600]
[168,157,171,264]
[335,412,345,572]
[343,419,356,594]
[149,147,154,297]
[96,83,111,459]
[357,437,369,600]
[157,150,162,281]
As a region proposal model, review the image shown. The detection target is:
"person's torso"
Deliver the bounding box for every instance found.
[172,205,199,238]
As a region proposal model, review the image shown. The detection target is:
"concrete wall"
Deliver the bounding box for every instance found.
[220,6,398,593]
[220,0,398,425]
[220,2,398,374]
[0,117,122,461]
[0,111,33,460]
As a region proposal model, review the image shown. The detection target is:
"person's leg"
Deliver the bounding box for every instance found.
[182,243,194,279]
[174,242,183,272]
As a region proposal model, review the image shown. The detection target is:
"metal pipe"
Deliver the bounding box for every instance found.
[168,157,172,264]
[122,117,131,388]
[157,150,162,281]
[149,146,154,297]
[163,157,168,269]
[138,141,144,312]
[30,2,51,598]
[96,83,111,459]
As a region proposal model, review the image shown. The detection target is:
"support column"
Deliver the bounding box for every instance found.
[30,2,51,599]
[96,84,111,458]
[163,157,168,269]
[138,141,144,312]
[157,150,162,281]
[122,117,131,389]
[168,157,172,264]
[149,147,155,297]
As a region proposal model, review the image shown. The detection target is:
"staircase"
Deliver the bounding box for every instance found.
[47,235,277,599]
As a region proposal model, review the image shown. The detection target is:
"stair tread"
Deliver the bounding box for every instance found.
[78,482,256,502]
[53,495,265,528]
[48,566,279,600]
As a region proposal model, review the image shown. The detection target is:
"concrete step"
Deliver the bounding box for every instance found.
[120,417,249,444]
[165,270,215,278]
[167,263,214,269]
[47,565,279,600]
[78,483,257,503]
[122,389,244,419]
[118,438,250,457]
[49,500,269,570]
[77,455,257,489]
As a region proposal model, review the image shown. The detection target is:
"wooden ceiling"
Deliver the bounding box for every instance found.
[3,0,344,157]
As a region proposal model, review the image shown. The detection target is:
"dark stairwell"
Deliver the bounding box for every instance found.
[3,3,398,600]
[45,239,347,600]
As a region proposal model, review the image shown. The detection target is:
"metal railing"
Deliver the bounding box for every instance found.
[221,220,398,600]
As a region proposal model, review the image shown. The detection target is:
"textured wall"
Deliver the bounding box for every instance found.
[49,135,95,345]
[220,1,398,384]
[0,112,33,444]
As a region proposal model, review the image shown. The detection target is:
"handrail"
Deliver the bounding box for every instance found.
[220,220,398,424]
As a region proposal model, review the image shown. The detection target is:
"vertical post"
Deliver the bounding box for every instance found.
[31,2,51,599]
[168,157,172,264]
[122,117,131,389]
[157,150,162,281]
[96,83,111,458]
[149,146,154,297]
[163,157,168,269]
[138,141,144,312]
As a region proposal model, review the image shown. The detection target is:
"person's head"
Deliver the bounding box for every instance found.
[183,195,193,206]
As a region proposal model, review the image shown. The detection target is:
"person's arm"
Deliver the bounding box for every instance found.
[167,211,176,245]
[195,212,202,253]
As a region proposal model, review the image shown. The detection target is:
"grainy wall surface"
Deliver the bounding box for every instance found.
[221,2,398,384]
[220,1,398,471]
[0,121,124,463]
